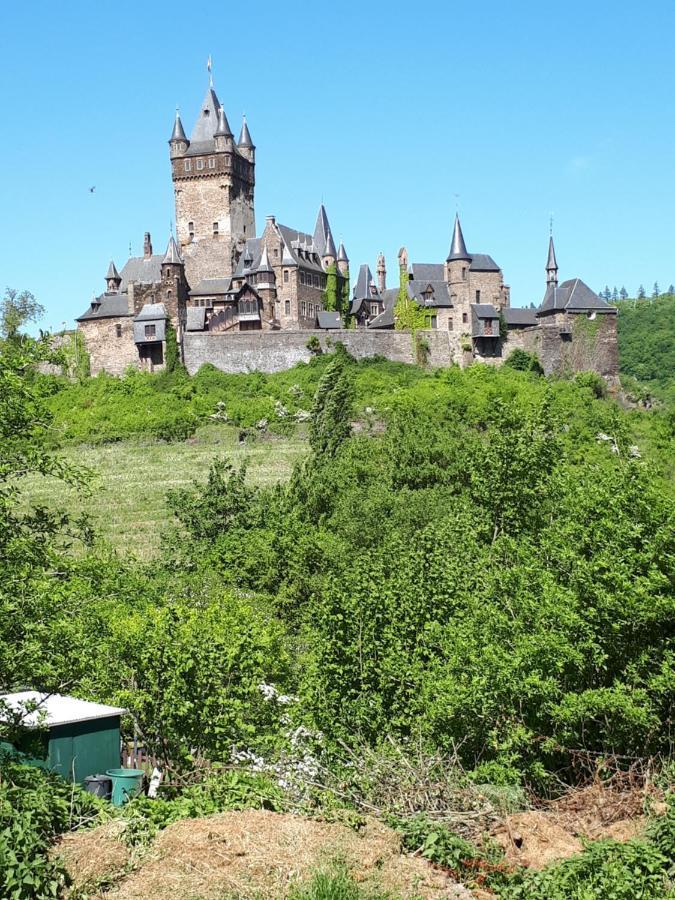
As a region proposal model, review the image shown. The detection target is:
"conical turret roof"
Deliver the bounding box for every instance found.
[313,204,332,255]
[238,116,254,147]
[324,230,337,258]
[162,235,183,265]
[337,241,349,263]
[215,104,233,137]
[546,236,558,272]
[106,260,121,281]
[446,214,471,261]
[257,245,273,273]
[170,110,187,142]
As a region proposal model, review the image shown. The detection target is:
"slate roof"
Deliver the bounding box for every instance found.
[337,241,349,263]
[503,307,538,327]
[352,264,380,302]
[410,254,500,279]
[189,277,232,296]
[134,303,167,322]
[190,86,221,144]
[473,303,499,319]
[410,280,452,307]
[368,288,398,329]
[538,278,617,316]
[546,236,558,272]
[119,254,164,288]
[186,307,207,331]
[170,111,187,142]
[468,253,500,272]
[276,225,324,271]
[106,260,121,280]
[313,204,332,256]
[317,311,342,329]
[162,235,183,265]
[214,105,233,137]
[447,215,471,261]
[77,292,130,321]
[238,117,253,147]
[233,238,262,277]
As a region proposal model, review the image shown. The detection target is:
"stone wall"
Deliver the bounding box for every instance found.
[79,318,139,376]
[183,329,459,375]
[504,315,618,377]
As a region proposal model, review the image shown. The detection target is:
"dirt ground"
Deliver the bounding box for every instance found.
[56,810,473,899]
[492,780,658,871]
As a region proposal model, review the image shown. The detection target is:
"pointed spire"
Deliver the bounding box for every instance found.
[324,230,337,258]
[170,109,187,142]
[238,115,253,147]
[313,204,332,255]
[337,241,349,263]
[105,260,120,281]
[215,104,232,137]
[446,214,470,261]
[258,245,273,273]
[191,85,222,142]
[162,235,183,265]
[546,235,558,286]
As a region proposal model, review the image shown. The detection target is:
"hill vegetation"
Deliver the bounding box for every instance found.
[616,293,675,402]
[2,332,674,897]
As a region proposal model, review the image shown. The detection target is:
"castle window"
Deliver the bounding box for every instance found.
[371,303,378,316]
[283,270,289,283]
[196,159,204,170]
[145,324,156,338]
[475,290,481,302]
[188,222,194,239]
[167,289,172,298]
[431,315,438,329]
[462,267,467,280]
[273,248,278,258]
[301,301,307,317]
[313,275,319,287]
[462,312,468,324]
[184,160,191,172]
[115,323,122,338]
[285,300,290,315]
[300,272,305,285]
[208,157,215,169]
[213,222,219,236]
[309,303,314,317]
[448,318,454,330]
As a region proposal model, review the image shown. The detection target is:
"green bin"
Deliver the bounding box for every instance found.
[106,768,145,806]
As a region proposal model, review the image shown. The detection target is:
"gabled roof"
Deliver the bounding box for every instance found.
[368,288,398,329]
[119,254,164,288]
[352,264,380,302]
[538,278,617,316]
[472,303,499,319]
[191,86,221,144]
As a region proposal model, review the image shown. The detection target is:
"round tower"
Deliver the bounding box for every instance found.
[337,241,349,277]
[237,116,255,163]
[376,252,386,293]
[169,110,189,159]
[323,230,337,269]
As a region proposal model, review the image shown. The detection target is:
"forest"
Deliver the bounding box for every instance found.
[1,307,674,897]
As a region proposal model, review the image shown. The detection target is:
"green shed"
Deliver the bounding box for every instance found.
[0,691,126,785]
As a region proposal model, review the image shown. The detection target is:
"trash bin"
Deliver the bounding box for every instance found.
[84,774,112,800]
[106,768,145,806]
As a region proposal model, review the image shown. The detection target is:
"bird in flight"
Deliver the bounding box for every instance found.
[89,186,96,193]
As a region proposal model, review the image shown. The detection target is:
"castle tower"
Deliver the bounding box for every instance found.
[546,235,559,287]
[255,245,277,324]
[237,116,255,163]
[444,215,471,309]
[105,260,121,293]
[376,252,386,293]
[160,235,189,327]
[169,70,255,287]
[337,241,349,277]
[323,230,337,269]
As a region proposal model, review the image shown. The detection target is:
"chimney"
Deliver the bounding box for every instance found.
[144,232,153,258]
[266,215,276,226]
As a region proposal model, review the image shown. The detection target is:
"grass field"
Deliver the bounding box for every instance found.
[21,424,306,559]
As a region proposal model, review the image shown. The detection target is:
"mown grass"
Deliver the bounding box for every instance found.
[21,423,307,559]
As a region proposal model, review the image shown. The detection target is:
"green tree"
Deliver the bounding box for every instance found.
[308,349,354,458]
[0,288,45,340]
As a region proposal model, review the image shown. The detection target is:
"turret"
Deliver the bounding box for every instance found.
[376,252,386,293]
[444,214,471,288]
[337,241,349,276]
[237,115,255,162]
[214,105,233,152]
[162,235,183,272]
[105,260,122,293]
[323,230,337,269]
[546,235,559,287]
[169,110,189,158]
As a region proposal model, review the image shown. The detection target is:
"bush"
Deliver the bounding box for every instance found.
[503,348,544,374]
[574,370,607,398]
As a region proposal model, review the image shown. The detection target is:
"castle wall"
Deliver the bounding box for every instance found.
[501,315,618,377]
[79,319,139,376]
[183,329,459,375]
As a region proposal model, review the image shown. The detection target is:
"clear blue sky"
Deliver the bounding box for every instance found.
[2,0,674,330]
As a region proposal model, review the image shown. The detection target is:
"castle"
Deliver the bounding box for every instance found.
[77,73,618,379]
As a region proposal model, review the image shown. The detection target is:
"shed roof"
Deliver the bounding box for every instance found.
[0,692,126,729]
[317,310,342,329]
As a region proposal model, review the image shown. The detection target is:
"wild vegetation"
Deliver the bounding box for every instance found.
[1,311,674,896]
[616,292,675,403]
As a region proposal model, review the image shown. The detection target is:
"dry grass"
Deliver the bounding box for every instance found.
[20,424,306,559]
[59,810,472,899]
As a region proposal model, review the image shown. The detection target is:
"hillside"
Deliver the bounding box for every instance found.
[616,293,675,400]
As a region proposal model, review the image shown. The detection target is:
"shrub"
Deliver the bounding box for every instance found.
[575,370,607,398]
[503,348,544,374]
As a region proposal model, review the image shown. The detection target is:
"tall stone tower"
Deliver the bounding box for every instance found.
[444,214,471,313]
[169,79,255,287]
